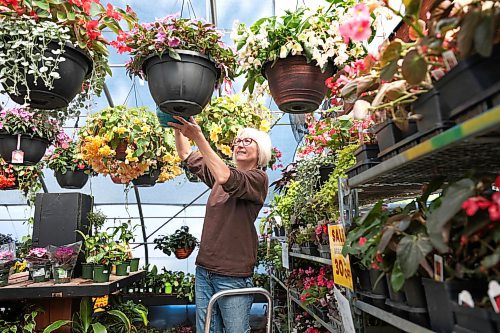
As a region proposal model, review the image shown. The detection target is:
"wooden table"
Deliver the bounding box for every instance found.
[0,271,145,332]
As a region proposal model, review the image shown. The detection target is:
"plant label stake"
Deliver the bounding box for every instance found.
[434,254,444,282]
[11,134,24,164]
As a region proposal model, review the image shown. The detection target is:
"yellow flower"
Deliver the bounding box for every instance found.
[126,152,139,163]
[114,127,127,135]
[133,118,142,125]
[172,165,182,176]
[219,144,232,157]
[210,130,219,143]
[162,153,175,164]
[141,125,151,133]
[98,145,114,157]
[259,120,271,132]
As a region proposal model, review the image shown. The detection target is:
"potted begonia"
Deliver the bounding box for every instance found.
[0,242,16,287]
[0,106,69,165]
[0,0,137,112]
[48,242,81,284]
[46,140,94,189]
[25,247,51,283]
[232,3,375,113]
[78,106,182,184]
[117,14,237,117]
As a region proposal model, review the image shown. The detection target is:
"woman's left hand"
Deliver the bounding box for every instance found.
[168,116,204,143]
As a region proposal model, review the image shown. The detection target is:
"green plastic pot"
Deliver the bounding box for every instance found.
[52,265,73,284]
[129,258,140,272]
[0,268,9,287]
[115,262,129,276]
[164,282,172,294]
[93,264,110,283]
[81,263,94,280]
[31,264,50,283]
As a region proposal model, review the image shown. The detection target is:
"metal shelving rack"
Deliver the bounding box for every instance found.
[290,296,341,332]
[340,106,500,332]
[289,252,332,266]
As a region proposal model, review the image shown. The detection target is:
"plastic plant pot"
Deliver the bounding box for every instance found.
[354,144,380,164]
[264,55,335,114]
[55,170,89,189]
[31,264,50,283]
[156,108,190,128]
[115,262,129,276]
[52,265,73,284]
[129,258,140,272]
[81,263,94,280]
[4,42,92,109]
[132,169,161,187]
[164,282,173,294]
[0,135,49,165]
[142,50,218,117]
[93,264,110,283]
[0,268,9,287]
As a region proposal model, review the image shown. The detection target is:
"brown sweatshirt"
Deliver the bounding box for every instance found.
[186,151,268,277]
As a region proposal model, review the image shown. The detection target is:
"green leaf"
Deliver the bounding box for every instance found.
[473,13,493,57]
[34,0,50,10]
[107,310,131,331]
[380,60,398,82]
[90,2,104,16]
[481,248,500,269]
[79,297,93,332]
[91,323,107,333]
[402,49,427,85]
[426,178,475,252]
[391,262,405,292]
[397,234,432,278]
[168,49,182,61]
[56,11,67,21]
[43,320,71,333]
[380,41,402,66]
[403,0,421,19]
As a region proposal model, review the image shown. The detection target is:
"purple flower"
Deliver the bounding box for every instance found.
[168,37,181,48]
[155,31,167,43]
[0,250,14,261]
[28,247,48,258]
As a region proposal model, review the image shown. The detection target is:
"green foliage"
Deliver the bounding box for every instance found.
[0,304,41,333]
[46,141,94,175]
[87,211,107,233]
[153,226,199,256]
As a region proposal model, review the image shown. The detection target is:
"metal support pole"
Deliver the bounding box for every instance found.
[209,0,217,26]
[40,177,48,193]
[103,83,114,107]
[204,287,272,333]
[133,185,149,266]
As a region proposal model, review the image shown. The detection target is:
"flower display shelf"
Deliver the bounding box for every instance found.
[290,295,342,332]
[353,300,436,333]
[270,274,288,292]
[289,251,332,266]
[347,106,500,203]
[122,294,193,306]
[0,270,145,299]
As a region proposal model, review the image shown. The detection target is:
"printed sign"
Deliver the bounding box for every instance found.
[334,287,356,333]
[282,242,289,270]
[93,295,109,310]
[328,224,353,290]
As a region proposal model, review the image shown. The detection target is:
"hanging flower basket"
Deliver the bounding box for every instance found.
[111,175,128,185]
[0,135,50,165]
[132,169,161,187]
[5,43,92,110]
[55,170,89,189]
[264,56,335,113]
[174,247,194,260]
[143,50,219,117]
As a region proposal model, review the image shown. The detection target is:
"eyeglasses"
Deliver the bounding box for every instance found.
[232,138,255,147]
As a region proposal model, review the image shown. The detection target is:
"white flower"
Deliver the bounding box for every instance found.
[334,51,349,66]
[254,59,262,68]
[279,45,288,58]
[291,43,303,55]
[39,66,48,73]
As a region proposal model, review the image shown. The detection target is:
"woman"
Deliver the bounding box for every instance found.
[169,116,272,333]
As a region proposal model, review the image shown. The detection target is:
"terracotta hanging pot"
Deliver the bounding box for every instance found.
[115,142,128,161]
[264,56,335,114]
[174,247,194,260]
[111,175,127,184]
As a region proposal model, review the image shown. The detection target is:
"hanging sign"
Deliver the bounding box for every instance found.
[328,224,353,290]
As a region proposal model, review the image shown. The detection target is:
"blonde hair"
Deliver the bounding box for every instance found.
[233,128,272,168]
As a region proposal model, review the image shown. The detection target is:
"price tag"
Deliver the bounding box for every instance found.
[93,295,109,310]
[282,242,289,270]
[11,150,24,164]
[328,224,353,290]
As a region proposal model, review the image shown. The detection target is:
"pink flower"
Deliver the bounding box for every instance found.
[462,196,492,216]
[168,37,181,48]
[358,237,367,247]
[339,3,372,43]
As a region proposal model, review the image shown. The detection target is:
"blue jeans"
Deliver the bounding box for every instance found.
[195,266,254,333]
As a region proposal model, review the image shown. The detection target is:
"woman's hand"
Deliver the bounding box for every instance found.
[168,116,204,144]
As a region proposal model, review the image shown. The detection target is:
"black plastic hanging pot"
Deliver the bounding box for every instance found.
[132,169,160,187]
[55,169,89,189]
[4,42,93,109]
[0,134,49,165]
[142,50,219,117]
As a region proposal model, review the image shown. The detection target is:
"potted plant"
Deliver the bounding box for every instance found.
[111,242,130,277]
[25,247,51,283]
[196,93,273,157]
[0,106,69,165]
[47,242,81,284]
[296,224,318,256]
[78,106,182,184]
[0,157,44,205]
[46,140,94,189]
[154,226,199,260]
[109,221,141,272]
[87,210,107,234]
[315,223,331,259]
[89,237,114,283]
[0,242,16,287]
[233,3,373,113]
[118,14,237,116]
[0,0,137,111]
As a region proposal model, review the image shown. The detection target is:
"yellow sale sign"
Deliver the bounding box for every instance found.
[328,224,354,290]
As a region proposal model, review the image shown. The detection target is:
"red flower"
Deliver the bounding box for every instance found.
[110,41,132,54]
[106,3,122,20]
[495,176,500,189]
[488,192,500,221]
[461,196,492,216]
[358,237,367,247]
[85,20,101,40]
